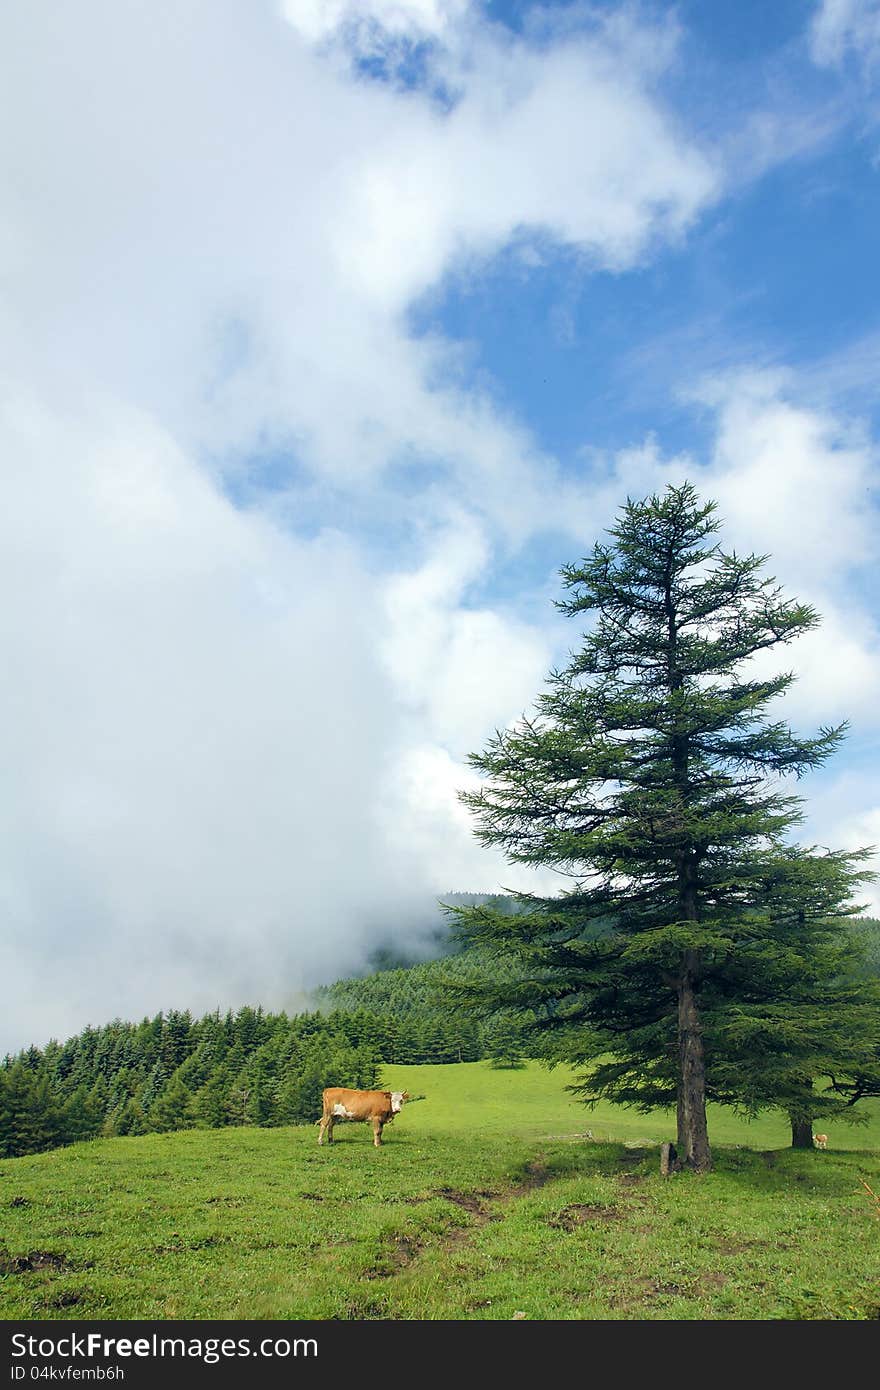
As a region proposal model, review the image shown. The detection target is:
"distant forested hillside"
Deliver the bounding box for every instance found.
[315,943,529,1062]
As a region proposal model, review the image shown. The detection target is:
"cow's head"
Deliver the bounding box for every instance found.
[390,1091,409,1113]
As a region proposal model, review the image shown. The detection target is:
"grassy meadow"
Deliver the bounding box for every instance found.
[1,1061,879,1321]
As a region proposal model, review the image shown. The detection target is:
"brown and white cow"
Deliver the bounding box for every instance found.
[318,1088,410,1147]
[813,1133,828,1149]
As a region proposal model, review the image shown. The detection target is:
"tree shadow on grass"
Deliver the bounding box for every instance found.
[511,1140,879,1199]
[677,1145,879,1200]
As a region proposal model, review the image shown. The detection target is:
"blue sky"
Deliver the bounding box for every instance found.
[414,2,880,457]
[1,0,879,1052]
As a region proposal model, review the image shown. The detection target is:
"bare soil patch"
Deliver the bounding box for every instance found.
[45,1290,90,1309]
[548,1203,622,1231]
[0,1249,74,1275]
[365,1234,425,1279]
[434,1188,490,1214]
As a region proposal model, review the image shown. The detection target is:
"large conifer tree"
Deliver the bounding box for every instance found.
[455,484,873,1170]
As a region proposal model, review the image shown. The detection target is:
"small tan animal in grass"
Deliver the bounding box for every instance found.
[813,1133,828,1149]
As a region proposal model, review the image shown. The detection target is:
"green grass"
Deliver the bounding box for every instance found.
[382,1060,880,1148]
[1,1062,878,1321]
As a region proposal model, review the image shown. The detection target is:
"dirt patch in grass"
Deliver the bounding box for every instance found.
[364,1161,564,1284]
[435,1161,549,1216]
[647,1280,690,1298]
[387,1234,423,1271]
[9,1196,30,1208]
[505,1160,553,1199]
[341,1299,389,1320]
[435,1188,491,1215]
[366,1234,424,1279]
[715,1237,770,1255]
[0,1250,75,1275]
[611,1275,693,1309]
[45,1290,91,1310]
[153,1235,229,1255]
[548,1203,622,1231]
[616,1270,728,1303]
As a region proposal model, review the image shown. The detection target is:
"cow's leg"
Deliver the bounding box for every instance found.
[318,1113,333,1145]
[372,1117,384,1147]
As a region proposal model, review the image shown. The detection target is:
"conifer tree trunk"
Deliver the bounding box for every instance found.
[676,958,712,1171]
[667,576,712,1171]
[790,1115,814,1149]
[790,1080,816,1148]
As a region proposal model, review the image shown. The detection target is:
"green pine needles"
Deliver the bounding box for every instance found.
[455,483,877,1171]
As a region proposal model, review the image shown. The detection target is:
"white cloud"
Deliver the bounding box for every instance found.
[0,382,417,1046]
[838,807,880,918]
[336,43,716,310]
[282,0,471,46]
[0,0,718,539]
[799,771,880,916]
[0,376,562,1052]
[381,510,553,755]
[698,370,875,592]
[810,0,880,71]
[706,374,880,734]
[378,742,564,897]
[745,599,880,731]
